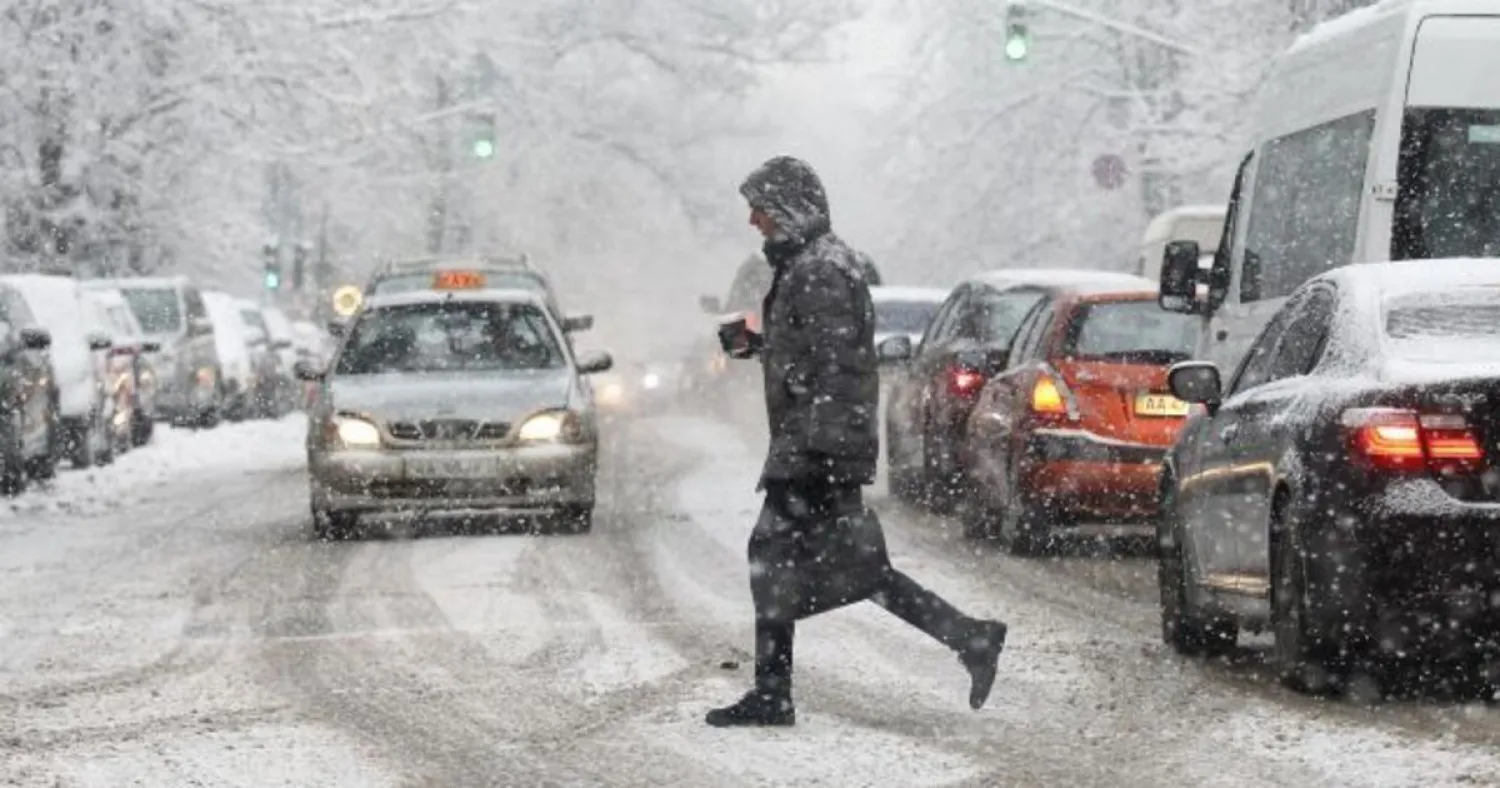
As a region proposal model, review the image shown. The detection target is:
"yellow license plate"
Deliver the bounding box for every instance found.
[1134,393,1190,417]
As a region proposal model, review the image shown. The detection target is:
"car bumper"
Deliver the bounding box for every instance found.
[1019,429,1167,525]
[1301,480,1500,655]
[309,444,596,514]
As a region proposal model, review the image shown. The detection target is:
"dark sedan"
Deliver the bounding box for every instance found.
[1159,259,1500,693]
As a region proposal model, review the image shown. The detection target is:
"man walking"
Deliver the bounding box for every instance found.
[706,156,1008,728]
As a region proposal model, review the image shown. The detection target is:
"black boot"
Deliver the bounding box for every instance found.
[705,689,796,727]
[959,620,1007,710]
[707,620,797,727]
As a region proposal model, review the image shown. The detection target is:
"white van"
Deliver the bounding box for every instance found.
[1158,0,1500,373]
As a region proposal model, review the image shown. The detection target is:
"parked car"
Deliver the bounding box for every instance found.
[84,287,160,447]
[103,277,222,428]
[1160,259,1500,692]
[4,275,115,467]
[0,282,57,492]
[880,268,1155,509]
[235,299,287,418]
[957,286,1201,552]
[261,305,299,415]
[201,292,257,421]
[80,289,139,456]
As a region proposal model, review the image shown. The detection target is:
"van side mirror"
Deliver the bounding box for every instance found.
[877,335,913,364]
[141,340,162,353]
[698,295,722,315]
[577,351,613,375]
[1159,240,1201,314]
[1168,361,1222,413]
[88,333,113,351]
[562,314,594,333]
[20,327,51,351]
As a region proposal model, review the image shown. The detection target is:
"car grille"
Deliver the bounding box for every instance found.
[385,419,511,443]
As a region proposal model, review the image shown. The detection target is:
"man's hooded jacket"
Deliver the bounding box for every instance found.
[739,156,880,487]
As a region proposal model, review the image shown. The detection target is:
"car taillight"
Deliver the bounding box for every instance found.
[1031,374,1066,415]
[1342,408,1484,474]
[948,366,987,397]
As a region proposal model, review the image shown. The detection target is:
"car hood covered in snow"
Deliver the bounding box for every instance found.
[328,370,574,423]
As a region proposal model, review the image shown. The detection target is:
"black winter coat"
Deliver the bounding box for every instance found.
[739,156,880,487]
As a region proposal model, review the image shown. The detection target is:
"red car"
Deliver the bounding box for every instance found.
[959,287,1201,554]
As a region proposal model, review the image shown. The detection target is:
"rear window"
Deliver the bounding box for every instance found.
[875,300,941,335]
[1061,300,1199,365]
[120,288,182,333]
[1384,289,1500,360]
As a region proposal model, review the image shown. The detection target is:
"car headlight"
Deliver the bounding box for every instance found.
[641,372,661,390]
[334,416,381,448]
[518,410,581,443]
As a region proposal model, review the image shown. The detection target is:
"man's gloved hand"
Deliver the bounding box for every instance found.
[717,316,763,359]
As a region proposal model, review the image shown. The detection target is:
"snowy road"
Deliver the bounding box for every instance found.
[5,414,1500,786]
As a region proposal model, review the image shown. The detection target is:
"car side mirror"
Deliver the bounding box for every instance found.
[141,340,162,353]
[577,351,613,375]
[1159,240,1202,314]
[877,335,913,364]
[1168,361,1222,413]
[88,333,113,351]
[20,327,51,351]
[955,347,1009,377]
[562,314,594,333]
[698,295,722,315]
[293,360,325,382]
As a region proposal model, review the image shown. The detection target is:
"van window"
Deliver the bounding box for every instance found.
[121,287,183,334]
[184,288,207,320]
[1393,108,1500,260]
[1241,110,1375,302]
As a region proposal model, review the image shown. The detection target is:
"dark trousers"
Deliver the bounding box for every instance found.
[753,480,976,699]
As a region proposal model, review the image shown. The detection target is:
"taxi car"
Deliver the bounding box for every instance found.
[335,255,594,337]
[296,282,613,539]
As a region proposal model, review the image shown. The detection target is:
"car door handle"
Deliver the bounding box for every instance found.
[1218,423,1239,443]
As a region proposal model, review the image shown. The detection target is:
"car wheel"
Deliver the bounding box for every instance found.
[885,422,918,502]
[1158,479,1236,657]
[69,416,98,469]
[312,504,359,541]
[26,404,59,481]
[1271,497,1346,693]
[96,413,116,466]
[920,417,961,513]
[132,411,154,446]
[553,504,594,535]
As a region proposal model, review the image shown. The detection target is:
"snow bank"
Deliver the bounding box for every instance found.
[0,415,306,522]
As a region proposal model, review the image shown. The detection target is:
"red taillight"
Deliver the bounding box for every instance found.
[1031,374,1066,415]
[1343,408,1484,474]
[948,367,986,397]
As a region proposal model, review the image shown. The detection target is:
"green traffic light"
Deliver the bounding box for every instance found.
[264,271,280,289]
[472,138,496,159]
[1005,29,1030,61]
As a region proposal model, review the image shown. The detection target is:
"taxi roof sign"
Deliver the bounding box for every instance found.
[433,270,486,290]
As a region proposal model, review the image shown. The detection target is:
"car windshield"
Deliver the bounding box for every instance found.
[1062,300,1199,365]
[334,300,564,375]
[875,300,941,335]
[1384,288,1500,360]
[119,288,182,334]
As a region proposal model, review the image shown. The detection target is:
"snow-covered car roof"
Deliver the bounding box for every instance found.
[1318,258,1500,296]
[970,268,1156,294]
[361,287,548,312]
[869,286,950,303]
[98,276,190,290]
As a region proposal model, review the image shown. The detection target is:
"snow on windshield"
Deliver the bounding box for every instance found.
[119,288,182,334]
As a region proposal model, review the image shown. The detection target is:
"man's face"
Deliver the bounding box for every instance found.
[749,206,777,239]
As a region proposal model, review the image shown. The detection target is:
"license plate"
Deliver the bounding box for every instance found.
[406,456,498,479]
[1134,393,1190,417]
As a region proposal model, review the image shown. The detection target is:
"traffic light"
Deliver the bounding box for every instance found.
[470,112,496,159]
[292,242,308,291]
[262,240,281,291]
[1004,2,1031,61]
